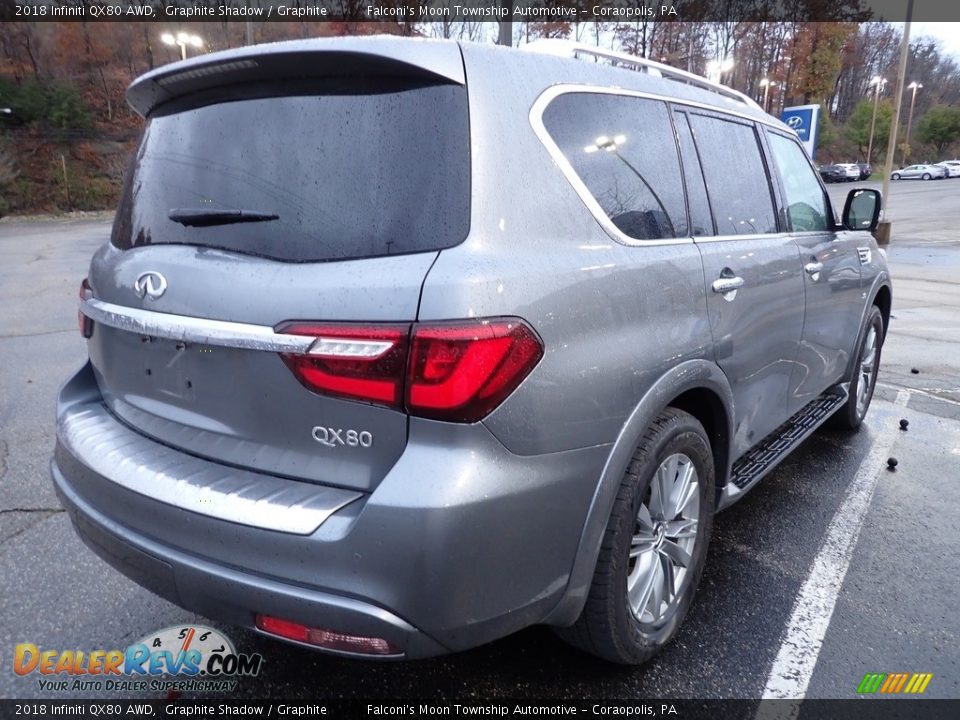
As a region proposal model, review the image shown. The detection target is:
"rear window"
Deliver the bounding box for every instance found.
[112,79,470,262]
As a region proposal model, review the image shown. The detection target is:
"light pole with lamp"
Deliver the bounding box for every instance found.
[706,57,734,85]
[866,75,887,165]
[759,78,777,114]
[161,32,203,61]
[902,81,922,165]
[583,134,674,236]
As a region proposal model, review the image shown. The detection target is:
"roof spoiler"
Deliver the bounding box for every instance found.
[127,37,465,117]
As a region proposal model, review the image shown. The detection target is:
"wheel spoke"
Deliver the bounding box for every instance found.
[671,462,698,518]
[630,533,657,558]
[628,558,658,617]
[649,558,665,618]
[636,503,655,533]
[660,539,692,568]
[663,518,698,539]
[660,551,676,600]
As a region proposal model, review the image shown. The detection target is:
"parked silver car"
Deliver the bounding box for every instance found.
[892,163,943,180]
[53,37,892,665]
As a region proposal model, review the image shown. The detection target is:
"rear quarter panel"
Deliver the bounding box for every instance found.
[418,45,716,457]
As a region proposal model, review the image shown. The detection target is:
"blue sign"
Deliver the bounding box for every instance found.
[780,104,821,159]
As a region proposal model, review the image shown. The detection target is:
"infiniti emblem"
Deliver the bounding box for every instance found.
[134,271,167,299]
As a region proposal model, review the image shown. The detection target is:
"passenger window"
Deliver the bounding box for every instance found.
[674,111,714,236]
[687,114,778,235]
[542,93,687,241]
[767,133,830,232]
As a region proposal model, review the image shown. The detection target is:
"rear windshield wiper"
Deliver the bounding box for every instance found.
[168,208,279,227]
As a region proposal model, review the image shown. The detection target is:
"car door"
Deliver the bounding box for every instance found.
[764,130,865,414]
[677,109,805,457]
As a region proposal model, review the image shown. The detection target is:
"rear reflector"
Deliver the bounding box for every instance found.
[78,279,94,339]
[276,318,543,423]
[255,614,400,656]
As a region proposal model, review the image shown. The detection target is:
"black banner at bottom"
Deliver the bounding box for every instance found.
[1,700,958,720]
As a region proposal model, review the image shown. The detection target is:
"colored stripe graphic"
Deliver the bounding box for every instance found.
[857,672,932,694]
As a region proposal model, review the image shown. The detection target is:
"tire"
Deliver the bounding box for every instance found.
[830,306,884,431]
[892,173,901,180]
[556,408,715,664]
[922,173,932,180]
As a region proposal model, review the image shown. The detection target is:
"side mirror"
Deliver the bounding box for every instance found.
[842,189,881,231]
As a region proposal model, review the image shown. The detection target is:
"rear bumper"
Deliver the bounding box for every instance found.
[53,363,610,658]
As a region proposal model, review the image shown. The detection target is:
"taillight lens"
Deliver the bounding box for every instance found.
[276,318,543,423]
[78,278,94,338]
[278,323,409,409]
[406,320,543,422]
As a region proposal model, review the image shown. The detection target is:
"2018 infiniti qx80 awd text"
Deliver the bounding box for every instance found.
[53,37,891,664]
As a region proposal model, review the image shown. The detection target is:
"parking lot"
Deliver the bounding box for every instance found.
[1,178,958,701]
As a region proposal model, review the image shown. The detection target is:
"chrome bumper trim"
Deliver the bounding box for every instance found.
[58,403,363,535]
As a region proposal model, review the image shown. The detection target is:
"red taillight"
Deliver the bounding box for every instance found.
[255,614,400,656]
[406,320,543,422]
[78,278,94,338]
[276,318,543,423]
[278,323,409,409]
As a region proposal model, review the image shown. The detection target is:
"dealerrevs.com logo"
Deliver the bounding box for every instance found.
[13,625,263,693]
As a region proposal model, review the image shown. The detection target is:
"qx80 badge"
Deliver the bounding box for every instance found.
[312,426,374,449]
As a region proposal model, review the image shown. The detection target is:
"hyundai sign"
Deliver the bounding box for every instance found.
[780,104,821,159]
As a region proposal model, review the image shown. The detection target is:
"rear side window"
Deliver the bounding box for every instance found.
[541,93,687,241]
[766,132,830,232]
[112,79,470,262]
[687,114,778,236]
[674,111,714,237]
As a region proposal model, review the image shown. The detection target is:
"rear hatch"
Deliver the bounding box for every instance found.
[84,45,470,492]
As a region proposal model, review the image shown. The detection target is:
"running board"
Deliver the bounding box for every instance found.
[718,387,848,509]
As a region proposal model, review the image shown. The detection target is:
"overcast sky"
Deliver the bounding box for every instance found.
[906,22,960,60]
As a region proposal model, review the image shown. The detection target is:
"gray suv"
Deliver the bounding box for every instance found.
[53,37,891,664]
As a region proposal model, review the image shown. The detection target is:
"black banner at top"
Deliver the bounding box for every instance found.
[2,0,960,23]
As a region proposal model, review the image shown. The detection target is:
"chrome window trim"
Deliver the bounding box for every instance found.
[82,297,315,354]
[529,83,790,249]
[692,232,786,244]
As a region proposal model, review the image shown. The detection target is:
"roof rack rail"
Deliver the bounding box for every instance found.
[524,39,763,112]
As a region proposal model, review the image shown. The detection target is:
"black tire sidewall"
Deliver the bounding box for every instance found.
[844,307,884,428]
[607,414,715,663]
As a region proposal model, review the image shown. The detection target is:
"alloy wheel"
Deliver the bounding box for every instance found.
[627,453,700,625]
[856,325,879,417]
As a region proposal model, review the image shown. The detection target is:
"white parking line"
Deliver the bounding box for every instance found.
[760,390,910,704]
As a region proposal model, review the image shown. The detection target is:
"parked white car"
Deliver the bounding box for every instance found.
[891,164,942,180]
[936,161,960,178]
[837,163,861,181]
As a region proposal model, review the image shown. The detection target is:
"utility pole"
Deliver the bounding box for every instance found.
[876,0,913,246]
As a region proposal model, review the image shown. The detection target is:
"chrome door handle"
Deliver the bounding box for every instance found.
[711,276,745,294]
[804,262,824,275]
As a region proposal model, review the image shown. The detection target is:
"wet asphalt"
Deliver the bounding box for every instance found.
[1,177,958,701]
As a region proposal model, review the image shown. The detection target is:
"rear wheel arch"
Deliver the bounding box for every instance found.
[543,360,734,627]
[872,284,891,341]
[667,387,730,490]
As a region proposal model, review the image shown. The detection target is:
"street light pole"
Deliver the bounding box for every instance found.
[902,81,922,165]
[866,76,887,165]
[760,78,777,114]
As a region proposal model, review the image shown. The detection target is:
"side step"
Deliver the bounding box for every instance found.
[719,387,848,508]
